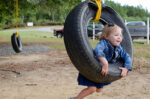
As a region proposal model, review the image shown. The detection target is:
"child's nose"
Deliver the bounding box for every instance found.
[118,37,121,39]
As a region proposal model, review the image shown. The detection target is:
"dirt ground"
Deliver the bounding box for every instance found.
[0,49,150,99]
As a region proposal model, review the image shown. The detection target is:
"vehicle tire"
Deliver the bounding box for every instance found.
[57,33,62,38]
[64,1,133,83]
[11,33,22,53]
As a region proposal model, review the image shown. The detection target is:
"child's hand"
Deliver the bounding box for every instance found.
[101,65,108,76]
[98,57,108,76]
[119,67,128,77]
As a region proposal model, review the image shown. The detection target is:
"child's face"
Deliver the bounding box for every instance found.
[106,28,122,46]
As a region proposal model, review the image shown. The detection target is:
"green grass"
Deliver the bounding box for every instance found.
[0,26,99,49]
[1,26,150,53]
[1,27,150,68]
[132,42,150,69]
[0,26,64,49]
[0,30,58,42]
[89,39,99,48]
[133,42,150,58]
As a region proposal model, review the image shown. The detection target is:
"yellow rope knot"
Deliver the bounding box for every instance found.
[90,0,102,21]
[16,31,19,37]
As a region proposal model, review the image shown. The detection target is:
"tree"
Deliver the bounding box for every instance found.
[0,0,150,28]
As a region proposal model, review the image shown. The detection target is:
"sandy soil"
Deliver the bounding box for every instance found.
[0,49,150,99]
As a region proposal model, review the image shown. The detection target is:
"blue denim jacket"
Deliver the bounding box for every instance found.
[94,39,132,71]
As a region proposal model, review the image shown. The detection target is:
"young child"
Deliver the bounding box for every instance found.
[70,24,132,99]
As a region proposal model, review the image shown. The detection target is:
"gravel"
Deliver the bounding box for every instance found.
[0,45,50,56]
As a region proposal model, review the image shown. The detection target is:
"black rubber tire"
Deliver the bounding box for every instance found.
[64,1,133,83]
[11,33,22,53]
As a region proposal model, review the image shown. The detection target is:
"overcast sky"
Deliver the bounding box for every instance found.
[110,0,150,12]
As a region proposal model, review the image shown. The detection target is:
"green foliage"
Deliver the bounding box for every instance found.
[105,0,150,21]
[0,0,150,28]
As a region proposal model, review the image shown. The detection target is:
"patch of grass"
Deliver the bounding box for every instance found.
[0,26,64,49]
[0,31,53,42]
[0,26,99,50]
[133,42,150,69]
[1,27,150,58]
[133,42,150,58]
[1,27,150,69]
[89,39,99,48]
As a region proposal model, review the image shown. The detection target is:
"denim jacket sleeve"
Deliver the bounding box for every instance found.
[94,40,106,58]
[120,47,132,71]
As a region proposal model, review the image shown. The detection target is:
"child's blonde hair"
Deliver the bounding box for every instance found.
[99,24,122,40]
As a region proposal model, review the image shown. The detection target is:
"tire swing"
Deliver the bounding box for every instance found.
[11,0,22,53]
[64,1,133,83]
[11,32,22,53]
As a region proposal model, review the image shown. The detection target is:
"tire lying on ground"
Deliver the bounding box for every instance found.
[11,33,22,53]
[64,1,133,83]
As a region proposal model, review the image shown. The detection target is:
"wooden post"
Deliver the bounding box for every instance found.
[93,22,95,41]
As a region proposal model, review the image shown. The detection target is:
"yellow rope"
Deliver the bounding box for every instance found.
[16,0,18,37]
[90,0,102,21]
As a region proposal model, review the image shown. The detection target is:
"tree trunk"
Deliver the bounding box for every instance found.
[52,11,55,22]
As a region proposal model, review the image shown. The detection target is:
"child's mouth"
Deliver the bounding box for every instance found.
[117,40,121,43]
